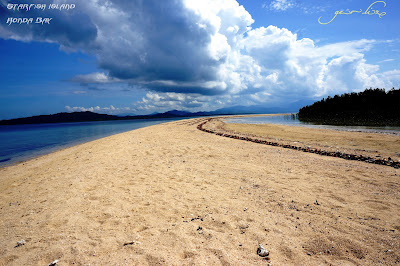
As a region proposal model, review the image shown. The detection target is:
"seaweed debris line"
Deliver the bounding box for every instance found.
[197,118,400,169]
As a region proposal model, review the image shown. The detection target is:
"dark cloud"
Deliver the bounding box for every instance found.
[139,81,228,95]
[95,0,219,82]
[0,0,252,94]
[0,0,97,49]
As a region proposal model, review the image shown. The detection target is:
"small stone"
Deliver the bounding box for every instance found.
[15,239,26,248]
[47,260,59,266]
[257,244,269,257]
[123,241,141,246]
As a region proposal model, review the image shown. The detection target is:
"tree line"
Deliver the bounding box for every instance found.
[298,88,400,126]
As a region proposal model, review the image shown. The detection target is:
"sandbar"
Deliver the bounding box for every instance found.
[0,117,399,265]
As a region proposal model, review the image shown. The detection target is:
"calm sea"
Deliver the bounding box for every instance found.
[0,118,187,168]
[225,115,400,135]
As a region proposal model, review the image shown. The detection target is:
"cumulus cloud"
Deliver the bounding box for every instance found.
[378,70,400,88]
[240,26,389,99]
[1,0,399,112]
[136,92,228,112]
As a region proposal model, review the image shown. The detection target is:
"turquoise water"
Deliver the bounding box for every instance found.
[225,115,400,135]
[0,118,186,168]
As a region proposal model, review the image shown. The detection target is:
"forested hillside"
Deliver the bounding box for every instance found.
[298,88,400,126]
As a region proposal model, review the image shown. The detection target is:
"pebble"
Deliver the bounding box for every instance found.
[123,241,141,246]
[15,239,25,248]
[257,244,269,257]
[47,260,59,266]
[197,226,203,234]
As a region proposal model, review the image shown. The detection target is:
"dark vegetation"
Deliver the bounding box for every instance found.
[298,88,400,126]
[0,112,117,126]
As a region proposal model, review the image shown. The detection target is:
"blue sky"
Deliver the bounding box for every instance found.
[0,0,399,119]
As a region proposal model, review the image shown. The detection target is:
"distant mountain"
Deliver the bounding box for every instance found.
[0,104,300,126]
[0,111,118,126]
[156,110,195,117]
[116,112,138,117]
[0,110,216,126]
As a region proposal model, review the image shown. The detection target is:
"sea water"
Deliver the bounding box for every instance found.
[225,115,400,135]
[0,118,187,168]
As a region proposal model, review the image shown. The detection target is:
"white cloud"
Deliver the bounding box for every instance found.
[263,1,329,14]
[377,70,400,88]
[378,59,395,63]
[266,0,295,11]
[72,91,87,95]
[65,105,135,114]
[134,91,234,113]
[71,72,120,84]
[239,26,394,100]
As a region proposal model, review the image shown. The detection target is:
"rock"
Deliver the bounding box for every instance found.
[123,241,141,246]
[257,244,269,257]
[15,239,26,248]
[197,226,203,234]
[47,260,59,266]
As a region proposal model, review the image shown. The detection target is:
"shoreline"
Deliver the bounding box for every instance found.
[1,117,399,265]
[224,114,400,136]
[201,118,400,168]
[3,113,398,170]
[0,117,193,169]
[0,114,284,169]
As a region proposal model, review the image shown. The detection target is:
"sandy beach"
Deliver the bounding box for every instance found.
[0,117,399,265]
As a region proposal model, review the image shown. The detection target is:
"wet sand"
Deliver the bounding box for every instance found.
[220,119,400,162]
[0,117,399,265]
